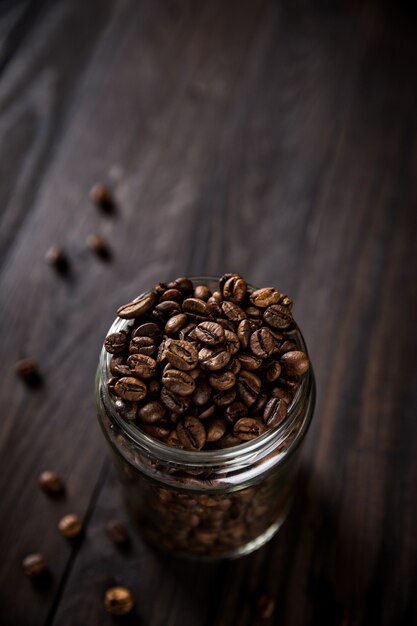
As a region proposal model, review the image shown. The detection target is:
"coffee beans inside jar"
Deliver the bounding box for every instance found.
[103,274,309,450]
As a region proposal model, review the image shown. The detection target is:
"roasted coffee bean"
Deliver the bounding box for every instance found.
[252,392,268,414]
[222,274,247,303]
[219,272,234,291]
[263,397,288,428]
[141,423,171,438]
[89,183,112,207]
[198,404,216,419]
[148,378,161,397]
[256,593,275,619]
[207,296,222,316]
[164,339,199,371]
[22,553,47,578]
[129,336,156,356]
[206,417,227,442]
[194,284,212,300]
[263,303,293,329]
[115,377,147,401]
[234,417,267,441]
[215,317,236,332]
[208,370,236,391]
[165,313,188,335]
[38,470,64,495]
[138,401,166,424]
[177,416,206,450]
[164,430,184,447]
[188,367,201,380]
[199,346,231,371]
[279,339,297,354]
[173,277,194,293]
[212,290,223,301]
[160,288,182,302]
[104,586,135,616]
[250,327,277,358]
[106,520,130,545]
[192,381,212,406]
[227,358,242,376]
[237,319,252,348]
[127,354,157,379]
[237,371,262,406]
[58,513,83,538]
[246,306,262,319]
[110,356,131,377]
[179,322,197,341]
[216,434,242,448]
[117,292,157,319]
[104,331,129,354]
[115,398,137,421]
[133,322,162,341]
[162,369,195,396]
[224,401,248,423]
[280,350,309,376]
[265,359,282,382]
[194,321,225,346]
[221,301,246,322]
[45,245,69,273]
[157,338,169,364]
[250,287,281,308]
[224,330,240,355]
[271,385,293,404]
[160,387,190,413]
[155,281,168,294]
[213,388,236,406]
[86,233,111,259]
[153,300,181,322]
[183,297,211,317]
[15,358,41,386]
[238,352,262,370]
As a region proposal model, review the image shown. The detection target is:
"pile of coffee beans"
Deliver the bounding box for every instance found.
[104,274,309,450]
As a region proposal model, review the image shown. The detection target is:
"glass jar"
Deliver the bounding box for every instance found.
[95,277,316,559]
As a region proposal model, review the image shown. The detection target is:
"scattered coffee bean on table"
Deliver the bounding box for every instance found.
[86,234,111,260]
[89,183,115,213]
[15,358,42,387]
[58,514,83,538]
[103,274,310,450]
[38,470,64,496]
[104,586,135,616]
[45,246,69,274]
[22,553,48,578]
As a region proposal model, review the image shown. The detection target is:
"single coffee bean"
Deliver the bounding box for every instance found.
[194,284,212,300]
[221,300,247,322]
[58,513,83,538]
[224,330,240,355]
[165,313,188,335]
[279,339,297,354]
[15,358,41,386]
[104,331,129,354]
[104,586,135,616]
[117,292,157,319]
[280,350,310,376]
[179,322,197,341]
[173,277,194,293]
[147,378,161,397]
[106,520,130,545]
[110,356,131,377]
[238,352,262,370]
[141,423,171,439]
[206,417,227,442]
[192,380,212,406]
[263,397,288,428]
[164,339,199,371]
[207,296,222,316]
[138,400,166,424]
[212,387,236,406]
[219,272,234,291]
[263,303,293,329]
[222,274,247,303]
[227,358,242,376]
[215,317,236,332]
[216,434,242,448]
[133,322,162,341]
[183,297,211,317]
[233,417,267,441]
[237,319,252,348]
[256,593,275,619]
[157,337,169,364]
[22,553,47,578]
[252,392,268,414]
[86,233,111,259]
[129,336,156,356]
[114,398,137,421]
[250,327,277,358]
[224,401,248,423]
[250,287,281,308]
[160,387,190,413]
[177,416,206,450]
[188,367,201,380]
[208,370,236,391]
[45,245,69,273]
[162,369,195,396]
[160,288,182,302]
[199,346,231,371]
[237,370,262,406]
[127,354,157,379]
[115,377,147,401]
[89,183,112,208]
[246,306,262,319]
[271,386,293,404]
[38,470,64,495]
[194,321,225,346]
[197,404,216,419]
[155,281,168,294]
[153,300,181,323]
[265,359,281,382]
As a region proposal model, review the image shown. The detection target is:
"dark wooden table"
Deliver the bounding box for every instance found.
[1,1,417,624]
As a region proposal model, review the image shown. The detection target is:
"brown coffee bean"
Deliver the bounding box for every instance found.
[22,553,47,578]
[153,300,181,322]
[194,321,225,346]
[208,370,236,391]
[221,301,247,322]
[160,387,190,413]
[164,430,184,448]
[194,284,212,300]
[224,330,240,355]
[199,346,231,371]
[89,183,112,207]
[110,356,131,377]
[162,369,195,396]
[279,339,297,354]
[165,313,188,335]
[164,340,198,371]
[192,380,212,406]
[265,359,282,382]
[224,401,248,423]
[237,319,252,348]
[216,434,242,448]
[179,322,197,341]
[114,398,137,421]
[197,404,216,419]
[132,322,162,341]
[106,519,129,545]
[257,593,275,619]
[271,386,293,404]
[147,378,161,396]
[233,417,267,441]
[127,354,157,379]
[114,377,147,401]
[160,288,182,302]
[213,387,236,406]
[207,296,222,316]
[280,350,310,376]
[104,586,135,616]
[215,317,236,332]
[252,392,268,414]
[117,292,157,319]
[129,336,156,356]
[263,304,293,329]
[177,416,206,450]
[238,352,262,370]
[250,327,277,359]
[45,245,69,273]
[206,417,227,442]
[104,331,129,354]
[38,470,64,495]
[138,401,166,424]
[15,358,41,386]
[173,277,194,293]
[250,287,281,308]
[58,513,83,538]
[141,423,171,439]
[227,358,242,376]
[246,306,262,319]
[86,233,111,259]
[237,371,261,406]
[222,274,247,303]
[183,297,211,317]
[263,397,288,428]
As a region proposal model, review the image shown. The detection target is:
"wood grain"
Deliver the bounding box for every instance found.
[0,1,416,625]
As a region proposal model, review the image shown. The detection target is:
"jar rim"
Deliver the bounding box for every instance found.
[97,276,315,468]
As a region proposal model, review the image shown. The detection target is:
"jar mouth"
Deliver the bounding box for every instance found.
[98,276,315,467]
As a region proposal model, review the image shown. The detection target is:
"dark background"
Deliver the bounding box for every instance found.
[0,1,416,625]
